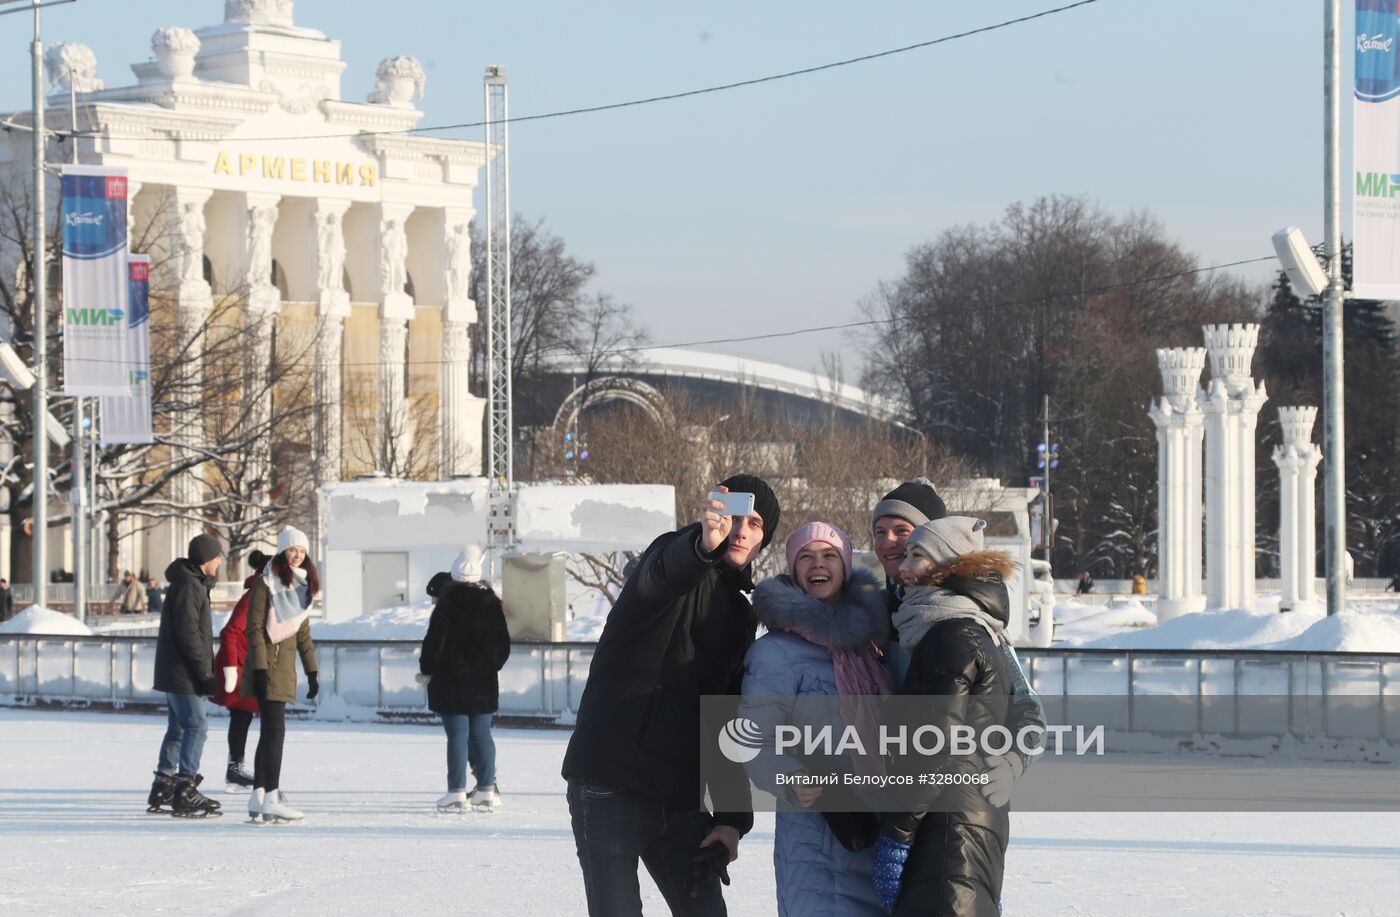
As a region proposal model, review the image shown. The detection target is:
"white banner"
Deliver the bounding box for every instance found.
[60,165,130,395]
[99,255,153,445]
[1354,1,1400,299]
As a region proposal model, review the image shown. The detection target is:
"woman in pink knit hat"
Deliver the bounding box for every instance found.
[738,521,892,917]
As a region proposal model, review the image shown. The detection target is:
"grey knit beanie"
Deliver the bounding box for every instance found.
[905,516,986,567]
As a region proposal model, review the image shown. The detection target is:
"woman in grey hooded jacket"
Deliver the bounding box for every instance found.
[740,521,892,917]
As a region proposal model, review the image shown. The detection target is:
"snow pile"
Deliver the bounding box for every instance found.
[0,606,94,636]
[566,612,608,642]
[1261,610,1400,653]
[313,602,433,640]
[1053,598,1157,644]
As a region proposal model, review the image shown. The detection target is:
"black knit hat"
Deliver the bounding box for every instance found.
[426,571,453,598]
[247,550,270,573]
[188,533,224,566]
[871,478,946,530]
[718,473,781,550]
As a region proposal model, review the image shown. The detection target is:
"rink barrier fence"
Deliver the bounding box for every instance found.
[1,636,1397,742]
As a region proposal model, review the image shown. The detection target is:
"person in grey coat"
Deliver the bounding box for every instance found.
[740,521,892,917]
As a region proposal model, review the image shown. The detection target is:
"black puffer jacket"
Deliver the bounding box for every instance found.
[152,559,216,695]
[419,582,511,716]
[883,551,1015,917]
[562,522,758,835]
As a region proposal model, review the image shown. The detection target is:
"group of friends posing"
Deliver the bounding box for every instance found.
[144,528,512,823]
[565,475,1044,917]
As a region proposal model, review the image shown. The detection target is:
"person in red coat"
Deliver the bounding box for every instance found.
[212,550,268,791]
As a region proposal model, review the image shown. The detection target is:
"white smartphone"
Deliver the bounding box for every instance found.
[707,491,756,517]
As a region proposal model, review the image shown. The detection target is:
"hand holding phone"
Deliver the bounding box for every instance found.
[707,491,756,517]
[699,486,734,553]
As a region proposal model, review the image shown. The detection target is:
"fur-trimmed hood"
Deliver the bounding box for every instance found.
[752,566,889,649]
[913,550,1015,593]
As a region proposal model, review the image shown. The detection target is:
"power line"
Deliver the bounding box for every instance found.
[41,0,1106,144]
[48,251,1275,371]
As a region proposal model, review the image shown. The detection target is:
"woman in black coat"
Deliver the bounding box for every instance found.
[419,578,511,810]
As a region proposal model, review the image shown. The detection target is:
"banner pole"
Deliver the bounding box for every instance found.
[1322,0,1346,617]
[31,0,48,611]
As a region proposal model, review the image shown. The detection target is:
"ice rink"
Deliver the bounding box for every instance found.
[2,708,1398,915]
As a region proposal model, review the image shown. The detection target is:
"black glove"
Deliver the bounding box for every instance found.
[686,841,732,899]
[823,811,880,853]
[252,669,269,700]
[198,674,220,697]
[305,672,319,700]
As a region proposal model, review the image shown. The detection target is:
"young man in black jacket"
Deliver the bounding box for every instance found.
[563,474,780,917]
[146,534,224,817]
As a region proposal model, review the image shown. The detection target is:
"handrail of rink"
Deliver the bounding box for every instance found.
[0,635,598,724]
[2,636,1398,741]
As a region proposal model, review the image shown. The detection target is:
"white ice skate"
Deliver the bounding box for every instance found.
[436,790,468,812]
[261,789,304,824]
[471,784,501,812]
[247,787,265,823]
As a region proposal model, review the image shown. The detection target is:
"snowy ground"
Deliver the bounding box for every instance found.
[2,710,1399,916]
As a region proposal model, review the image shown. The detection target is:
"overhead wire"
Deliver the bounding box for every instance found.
[35,0,1106,144]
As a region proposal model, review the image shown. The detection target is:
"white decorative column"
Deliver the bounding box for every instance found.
[311,200,351,488]
[441,210,485,476]
[1149,347,1207,621]
[166,187,214,558]
[1273,407,1322,613]
[1198,323,1269,612]
[242,194,281,510]
[376,205,415,470]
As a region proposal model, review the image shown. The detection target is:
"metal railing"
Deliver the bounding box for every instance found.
[0,634,595,721]
[1019,647,1400,743]
[3,636,1398,743]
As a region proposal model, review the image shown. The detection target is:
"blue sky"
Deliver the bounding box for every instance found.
[0,1,1348,380]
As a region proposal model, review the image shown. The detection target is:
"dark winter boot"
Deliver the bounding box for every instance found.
[225,758,255,791]
[172,775,223,818]
[146,771,177,813]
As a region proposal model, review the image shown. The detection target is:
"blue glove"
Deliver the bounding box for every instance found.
[872,835,911,913]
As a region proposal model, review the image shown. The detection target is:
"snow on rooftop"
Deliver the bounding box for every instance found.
[552,346,907,420]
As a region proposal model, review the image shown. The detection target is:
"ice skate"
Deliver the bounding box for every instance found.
[471,784,501,811]
[260,789,304,824]
[247,787,265,823]
[225,758,254,793]
[146,771,176,814]
[436,790,468,811]
[171,775,223,818]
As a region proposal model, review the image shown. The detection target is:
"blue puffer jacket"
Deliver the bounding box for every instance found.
[740,568,888,917]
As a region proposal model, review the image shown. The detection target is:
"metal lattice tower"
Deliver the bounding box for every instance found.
[483,65,512,487]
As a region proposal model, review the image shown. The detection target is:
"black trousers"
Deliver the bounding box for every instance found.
[227,708,254,762]
[566,780,727,917]
[252,701,286,792]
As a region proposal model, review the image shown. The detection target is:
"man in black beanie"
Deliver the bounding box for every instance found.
[564,474,780,916]
[148,533,225,817]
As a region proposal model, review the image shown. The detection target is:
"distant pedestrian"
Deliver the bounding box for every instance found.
[116,570,147,614]
[146,534,225,818]
[420,547,511,811]
[211,550,270,792]
[241,526,320,824]
[146,577,164,616]
[1387,573,1400,593]
[0,578,12,621]
[1131,573,1148,596]
[1076,571,1095,595]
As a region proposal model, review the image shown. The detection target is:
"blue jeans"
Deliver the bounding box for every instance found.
[566,780,727,917]
[156,692,208,777]
[442,713,496,791]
